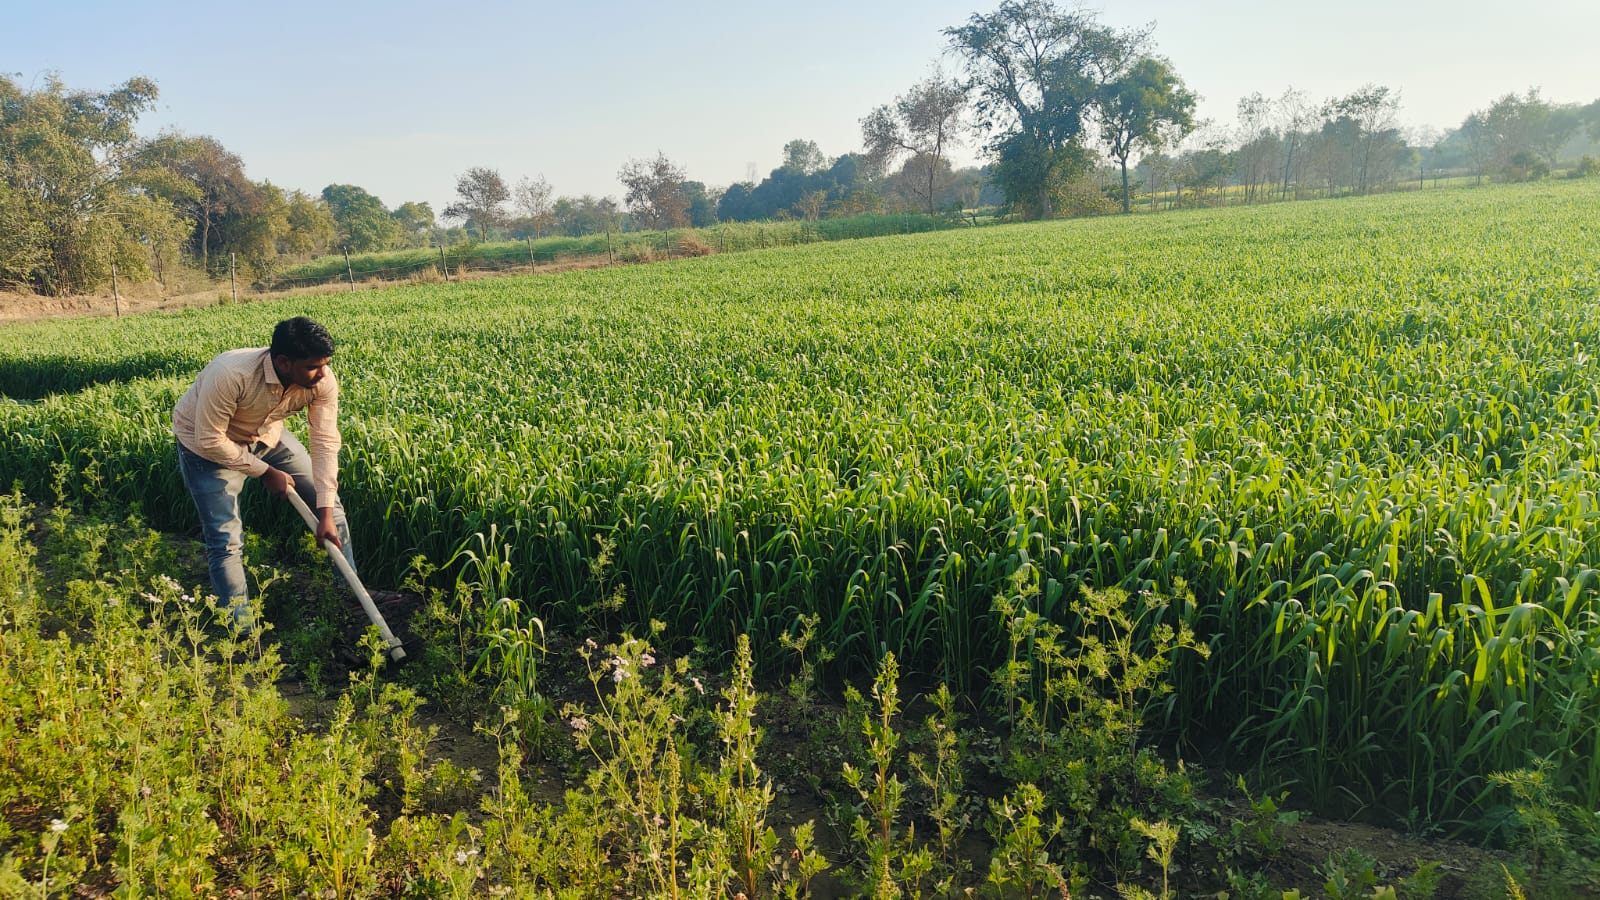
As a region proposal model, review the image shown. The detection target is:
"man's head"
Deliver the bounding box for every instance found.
[270,317,335,389]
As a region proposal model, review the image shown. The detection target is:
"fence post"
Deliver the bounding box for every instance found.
[230,253,238,303]
[439,245,451,282]
[344,247,355,292]
[527,237,536,269]
[607,228,614,265]
[111,262,121,317]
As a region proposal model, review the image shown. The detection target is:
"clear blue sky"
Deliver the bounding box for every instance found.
[5,0,1596,214]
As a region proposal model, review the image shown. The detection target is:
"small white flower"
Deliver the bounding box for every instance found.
[640,653,656,668]
[455,850,468,865]
[612,667,629,683]
[584,637,598,649]
[50,819,68,833]
[569,717,590,732]
[690,676,704,695]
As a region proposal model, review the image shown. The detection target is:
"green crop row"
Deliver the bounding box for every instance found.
[3,180,1599,826]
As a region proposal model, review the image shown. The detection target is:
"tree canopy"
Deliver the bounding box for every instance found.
[443,167,510,242]
[947,0,1145,218]
[0,74,186,294]
[619,153,691,230]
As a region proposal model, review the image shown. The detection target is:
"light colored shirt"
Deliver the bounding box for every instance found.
[172,348,341,508]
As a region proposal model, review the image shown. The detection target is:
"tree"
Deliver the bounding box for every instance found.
[1325,85,1404,194]
[1095,56,1195,212]
[514,175,555,238]
[862,71,968,213]
[552,194,622,236]
[321,184,401,252]
[390,201,435,247]
[444,167,509,242]
[947,0,1145,218]
[619,152,690,230]
[680,181,719,227]
[781,139,828,176]
[1458,112,1494,185]
[0,74,185,294]
[1275,88,1317,199]
[1231,93,1278,204]
[145,134,280,274]
[282,190,337,257]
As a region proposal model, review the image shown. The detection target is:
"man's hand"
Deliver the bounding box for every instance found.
[316,507,342,550]
[261,467,293,498]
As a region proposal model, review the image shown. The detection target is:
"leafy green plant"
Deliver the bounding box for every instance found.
[984,783,1073,900]
[840,651,932,897]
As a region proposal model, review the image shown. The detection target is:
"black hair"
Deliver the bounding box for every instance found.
[270,317,335,360]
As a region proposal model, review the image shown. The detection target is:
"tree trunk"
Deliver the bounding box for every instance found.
[200,208,211,275]
[1281,140,1295,200]
[1120,158,1131,214]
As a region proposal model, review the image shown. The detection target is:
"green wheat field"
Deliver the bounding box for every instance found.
[4,178,1599,835]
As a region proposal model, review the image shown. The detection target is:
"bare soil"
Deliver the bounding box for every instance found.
[0,256,631,326]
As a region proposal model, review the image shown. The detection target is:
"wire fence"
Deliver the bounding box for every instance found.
[256,213,971,293]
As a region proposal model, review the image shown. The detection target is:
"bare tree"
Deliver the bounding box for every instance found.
[443,167,509,241]
[515,174,555,239]
[862,70,968,214]
[1326,85,1403,194]
[1275,88,1316,199]
[1233,93,1277,204]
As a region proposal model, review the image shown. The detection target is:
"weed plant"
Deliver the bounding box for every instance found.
[5,491,1581,896]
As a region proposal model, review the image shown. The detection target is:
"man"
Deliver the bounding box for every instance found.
[173,316,354,630]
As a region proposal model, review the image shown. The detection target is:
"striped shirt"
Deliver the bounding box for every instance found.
[172,348,341,508]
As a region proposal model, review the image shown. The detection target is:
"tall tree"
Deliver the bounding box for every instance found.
[321,184,400,252]
[0,74,185,294]
[1275,88,1317,199]
[444,166,509,242]
[145,134,274,274]
[1231,93,1278,204]
[619,153,690,230]
[1325,85,1403,194]
[862,71,968,213]
[514,175,555,238]
[947,0,1143,218]
[1094,56,1195,212]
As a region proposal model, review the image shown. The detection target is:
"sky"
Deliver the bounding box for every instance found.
[5,0,1597,215]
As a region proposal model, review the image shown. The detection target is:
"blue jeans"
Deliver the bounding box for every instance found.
[177,431,354,623]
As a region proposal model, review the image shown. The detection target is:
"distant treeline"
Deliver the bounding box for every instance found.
[3,0,1597,297]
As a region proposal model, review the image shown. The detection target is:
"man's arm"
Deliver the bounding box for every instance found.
[306,369,343,548]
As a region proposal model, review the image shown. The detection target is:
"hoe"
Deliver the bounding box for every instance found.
[285,490,406,661]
